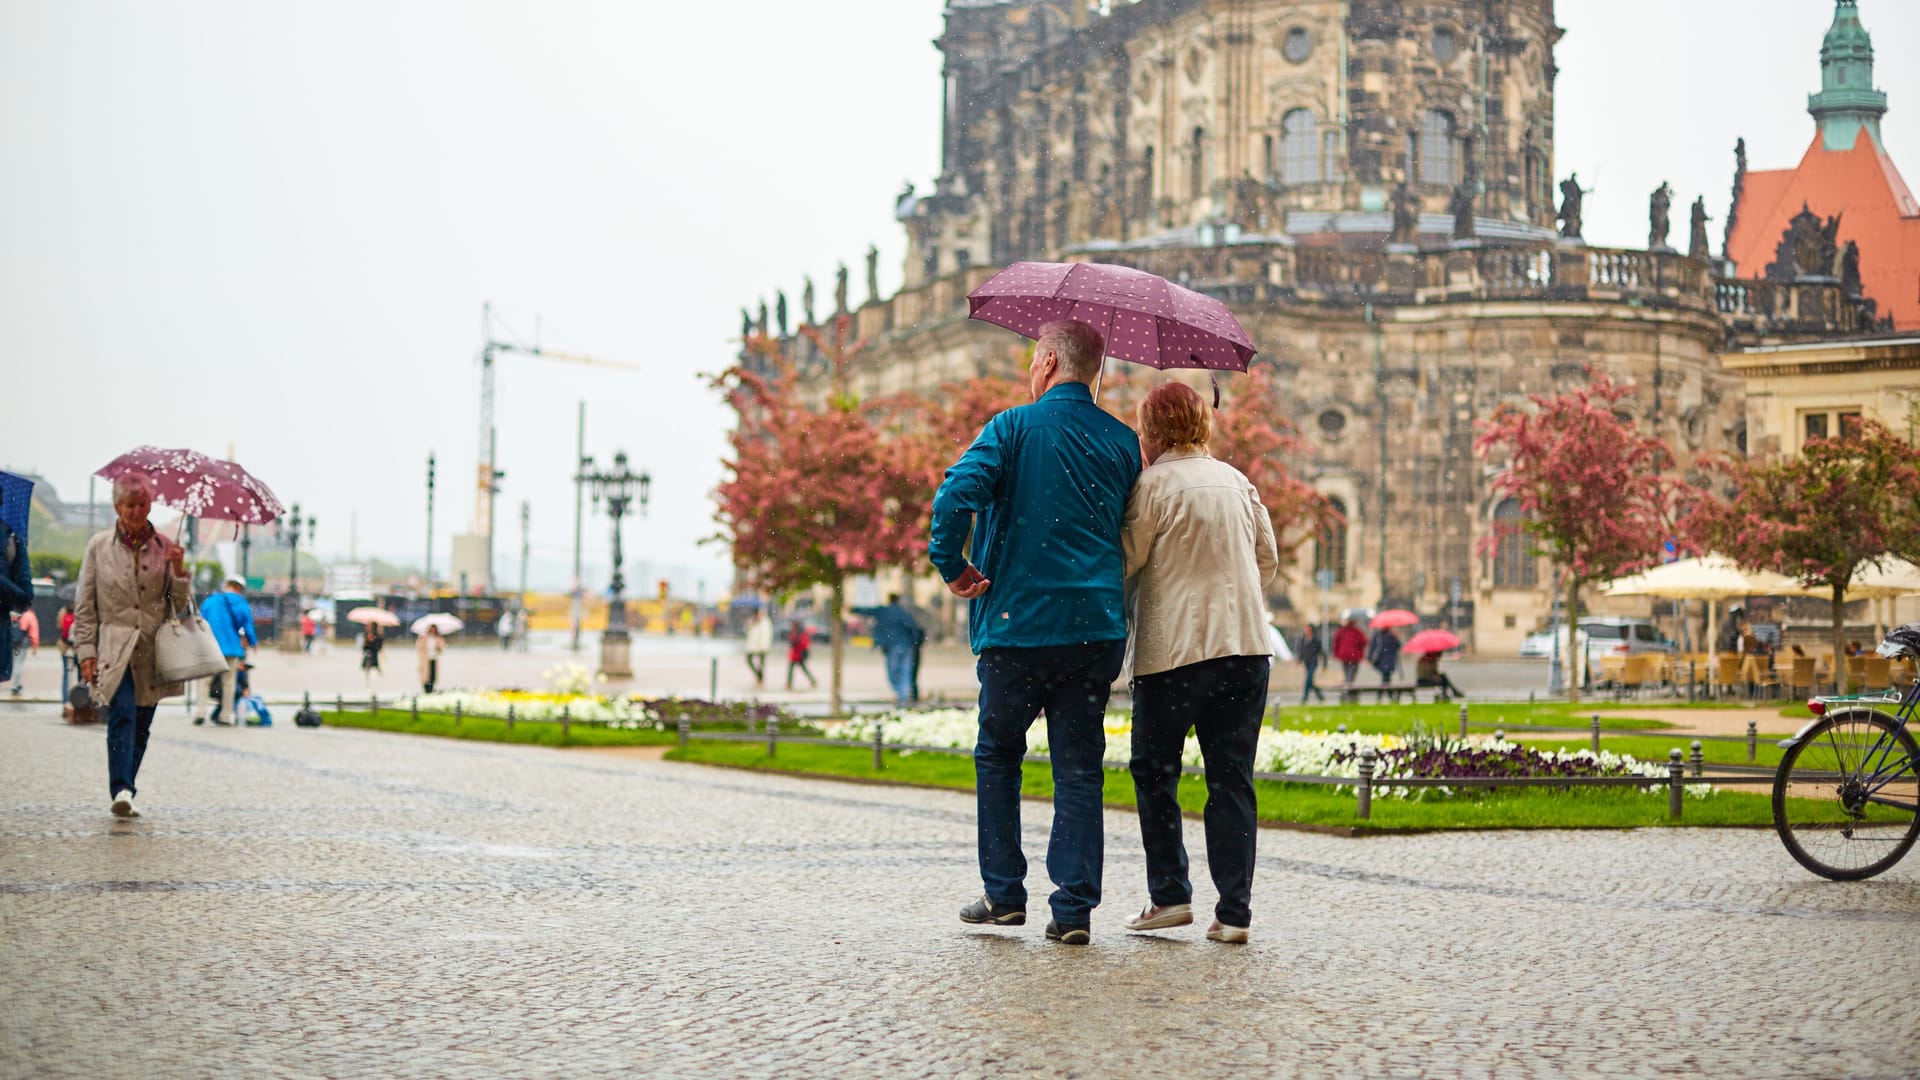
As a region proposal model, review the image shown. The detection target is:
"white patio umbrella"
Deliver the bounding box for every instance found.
[1601,555,1800,670]
[1771,557,1920,642]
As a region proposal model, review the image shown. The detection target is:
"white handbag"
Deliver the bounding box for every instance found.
[154,577,231,684]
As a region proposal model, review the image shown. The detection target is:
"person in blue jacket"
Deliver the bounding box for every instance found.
[929,318,1141,946]
[852,594,924,707]
[197,577,255,726]
[0,484,29,686]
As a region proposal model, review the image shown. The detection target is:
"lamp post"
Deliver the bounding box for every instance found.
[280,505,312,651]
[580,451,650,677]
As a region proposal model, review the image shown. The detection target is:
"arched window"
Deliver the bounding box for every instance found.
[1419,110,1458,186]
[1491,498,1536,588]
[1315,496,1348,584]
[1190,126,1207,200]
[1280,109,1319,186]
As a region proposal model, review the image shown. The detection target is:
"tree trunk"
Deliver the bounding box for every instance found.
[1832,583,1849,694]
[1566,578,1582,703]
[829,574,846,716]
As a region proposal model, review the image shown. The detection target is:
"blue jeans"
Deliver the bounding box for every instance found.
[883,645,916,706]
[974,640,1126,928]
[105,675,159,798]
[1129,654,1269,928]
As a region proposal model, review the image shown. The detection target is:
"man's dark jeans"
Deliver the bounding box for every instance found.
[1129,653,1270,928]
[105,675,158,798]
[975,640,1126,929]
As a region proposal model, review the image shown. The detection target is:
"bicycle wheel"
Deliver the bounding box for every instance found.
[1773,708,1920,880]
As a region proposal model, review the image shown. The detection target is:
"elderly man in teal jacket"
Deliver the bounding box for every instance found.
[929,318,1141,945]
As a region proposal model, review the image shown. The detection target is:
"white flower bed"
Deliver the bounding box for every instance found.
[412,691,661,729]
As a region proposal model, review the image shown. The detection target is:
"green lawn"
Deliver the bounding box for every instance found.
[1267,701,1683,735]
[664,740,1780,831]
[320,709,682,748]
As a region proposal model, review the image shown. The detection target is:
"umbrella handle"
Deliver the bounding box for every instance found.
[1091,355,1106,403]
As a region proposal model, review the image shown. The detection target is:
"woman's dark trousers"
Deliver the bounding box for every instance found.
[105,676,158,798]
[1129,654,1270,928]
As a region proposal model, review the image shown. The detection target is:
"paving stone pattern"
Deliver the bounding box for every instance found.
[2,709,1917,1079]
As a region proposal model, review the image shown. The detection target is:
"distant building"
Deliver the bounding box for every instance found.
[14,472,108,532]
[745,0,1887,654]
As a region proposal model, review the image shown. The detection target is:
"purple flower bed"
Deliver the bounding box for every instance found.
[1330,744,1644,782]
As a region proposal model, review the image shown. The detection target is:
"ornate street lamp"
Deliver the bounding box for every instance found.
[280,505,313,650]
[580,451,650,676]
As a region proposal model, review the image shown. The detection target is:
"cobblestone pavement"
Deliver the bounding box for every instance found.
[3,708,1917,1079]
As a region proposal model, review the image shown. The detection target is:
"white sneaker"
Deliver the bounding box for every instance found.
[1206,919,1249,944]
[1124,903,1193,932]
[111,791,134,818]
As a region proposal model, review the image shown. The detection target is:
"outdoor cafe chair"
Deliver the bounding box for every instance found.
[1788,656,1817,697]
[1864,655,1893,691]
[1716,655,1742,699]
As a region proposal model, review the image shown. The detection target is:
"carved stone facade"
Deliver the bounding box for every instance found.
[753,1,1885,654]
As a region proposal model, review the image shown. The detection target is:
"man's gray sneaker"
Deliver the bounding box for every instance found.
[1124,903,1193,932]
[1045,920,1090,945]
[958,895,1026,926]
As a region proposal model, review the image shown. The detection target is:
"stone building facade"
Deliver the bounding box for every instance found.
[748,0,1882,654]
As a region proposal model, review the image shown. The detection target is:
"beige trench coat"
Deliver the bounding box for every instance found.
[72,528,194,707]
[416,633,445,684]
[1121,448,1280,679]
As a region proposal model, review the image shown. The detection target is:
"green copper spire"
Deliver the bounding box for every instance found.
[1808,0,1888,151]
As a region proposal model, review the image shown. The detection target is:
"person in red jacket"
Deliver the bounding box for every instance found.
[1332,617,1368,688]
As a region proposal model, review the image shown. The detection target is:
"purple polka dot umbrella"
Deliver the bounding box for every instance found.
[95,447,286,525]
[966,260,1257,373]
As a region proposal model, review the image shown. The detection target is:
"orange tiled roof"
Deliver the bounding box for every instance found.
[1727,134,1920,330]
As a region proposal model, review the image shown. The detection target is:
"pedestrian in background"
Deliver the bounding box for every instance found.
[0,487,29,689]
[785,622,817,689]
[852,593,924,708]
[416,624,445,693]
[9,608,37,695]
[930,318,1141,946]
[1333,617,1367,688]
[57,604,75,696]
[300,611,316,652]
[1119,381,1278,945]
[1414,652,1464,701]
[1367,624,1402,686]
[743,607,772,686]
[195,577,254,725]
[1297,626,1326,703]
[360,622,385,681]
[72,470,194,819]
[498,609,515,652]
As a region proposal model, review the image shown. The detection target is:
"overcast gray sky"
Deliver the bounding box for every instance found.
[3,0,1914,596]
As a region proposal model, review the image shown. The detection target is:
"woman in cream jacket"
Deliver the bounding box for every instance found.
[1120,381,1279,944]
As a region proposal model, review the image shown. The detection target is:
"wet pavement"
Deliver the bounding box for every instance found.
[3,706,1917,1078]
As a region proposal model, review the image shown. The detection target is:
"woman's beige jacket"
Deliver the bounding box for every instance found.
[1122,448,1279,679]
[72,528,194,706]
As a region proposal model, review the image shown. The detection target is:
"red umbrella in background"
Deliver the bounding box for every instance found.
[1403,629,1463,656]
[1369,609,1420,630]
[966,261,1257,380]
[95,447,284,525]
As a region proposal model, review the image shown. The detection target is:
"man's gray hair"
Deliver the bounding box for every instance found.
[111,471,156,506]
[1036,319,1106,382]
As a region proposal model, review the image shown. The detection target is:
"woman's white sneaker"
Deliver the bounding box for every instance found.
[1124,903,1193,932]
[110,791,134,818]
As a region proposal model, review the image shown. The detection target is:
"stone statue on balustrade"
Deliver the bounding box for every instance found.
[1688,197,1713,262]
[801,276,816,325]
[1557,174,1585,241]
[1839,240,1863,297]
[1449,181,1476,241]
[865,245,880,305]
[1648,182,1674,252]
[1767,203,1842,282]
[740,307,753,341]
[834,262,849,314]
[1388,182,1420,247]
[775,291,789,338]
[756,299,769,337]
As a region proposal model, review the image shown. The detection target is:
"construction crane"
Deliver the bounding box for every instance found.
[465,302,644,590]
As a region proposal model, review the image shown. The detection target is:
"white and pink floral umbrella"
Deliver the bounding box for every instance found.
[966,260,1258,372]
[95,446,285,525]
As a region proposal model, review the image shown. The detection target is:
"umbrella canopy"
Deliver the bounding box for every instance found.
[1600,555,1799,601]
[347,607,401,628]
[1403,629,1462,656]
[966,261,1257,372]
[411,613,464,636]
[1772,557,1920,601]
[1370,609,1419,630]
[0,470,33,545]
[95,447,284,524]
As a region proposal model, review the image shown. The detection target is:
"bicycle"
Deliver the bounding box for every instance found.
[1772,625,1920,880]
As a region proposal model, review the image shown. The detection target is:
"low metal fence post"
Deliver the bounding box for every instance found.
[1747,719,1758,763]
[709,657,718,702]
[1591,714,1602,756]
[370,693,379,717]
[411,697,419,723]
[1668,749,1685,819]
[1459,703,1469,740]
[335,693,344,715]
[561,704,571,739]
[1690,740,1704,777]
[1356,749,1376,821]
[767,716,779,758]
[454,701,463,726]
[677,714,690,748]
[872,722,885,771]
[505,704,513,731]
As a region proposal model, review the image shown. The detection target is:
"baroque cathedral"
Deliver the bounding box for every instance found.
[747,0,1893,653]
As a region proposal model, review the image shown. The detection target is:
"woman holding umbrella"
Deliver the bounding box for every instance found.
[1405,629,1466,701]
[416,625,444,693]
[361,621,386,677]
[72,471,195,818]
[1119,382,1278,945]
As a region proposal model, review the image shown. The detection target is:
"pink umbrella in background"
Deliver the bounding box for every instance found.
[1403,629,1463,656]
[967,261,1257,399]
[1369,609,1420,630]
[95,447,284,526]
